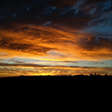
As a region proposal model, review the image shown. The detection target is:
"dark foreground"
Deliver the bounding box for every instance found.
[0,75,112,80]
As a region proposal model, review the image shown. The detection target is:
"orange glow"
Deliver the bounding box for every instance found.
[0,26,112,61]
[0,24,112,77]
[0,24,112,62]
[0,66,111,77]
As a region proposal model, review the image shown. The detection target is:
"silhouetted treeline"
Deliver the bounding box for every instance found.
[0,74,112,80]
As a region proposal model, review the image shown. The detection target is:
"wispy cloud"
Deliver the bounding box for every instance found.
[0,24,112,66]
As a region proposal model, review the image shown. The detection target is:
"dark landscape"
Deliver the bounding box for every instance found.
[0,74,112,80]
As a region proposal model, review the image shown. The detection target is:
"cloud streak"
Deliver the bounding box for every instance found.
[0,24,112,63]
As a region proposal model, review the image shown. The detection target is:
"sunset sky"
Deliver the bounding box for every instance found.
[0,0,112,76]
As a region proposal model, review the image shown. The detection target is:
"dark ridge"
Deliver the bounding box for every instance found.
[0,75,112,80]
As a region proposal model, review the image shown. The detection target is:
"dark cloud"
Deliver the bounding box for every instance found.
[0,0,111,20]
[0,36,52,56]
[77,35,112,51]
[0,35,31,50]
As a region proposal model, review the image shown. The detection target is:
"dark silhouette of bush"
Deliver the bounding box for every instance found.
[0,74,112,80]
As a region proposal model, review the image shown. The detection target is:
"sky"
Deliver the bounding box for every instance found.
[0,0,112,76]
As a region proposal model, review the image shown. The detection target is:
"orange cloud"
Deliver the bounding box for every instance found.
[0,24,112,62]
